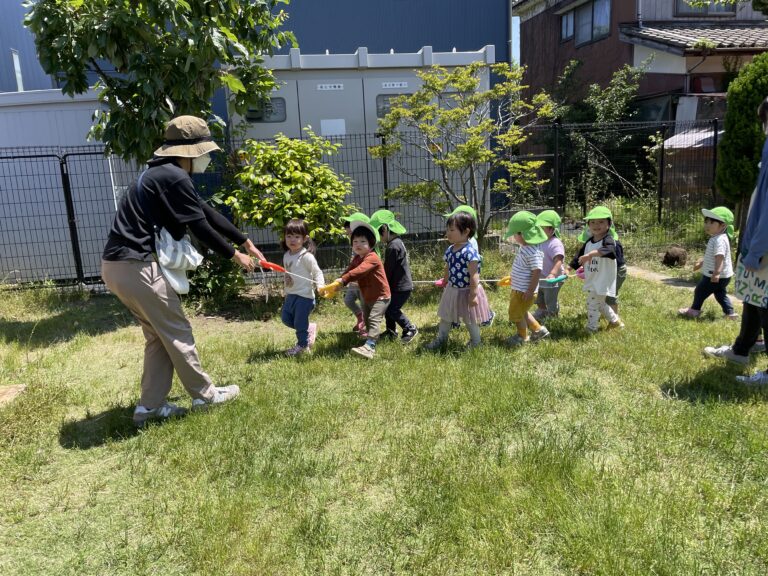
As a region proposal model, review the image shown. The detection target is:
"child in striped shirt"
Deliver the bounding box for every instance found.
[502,211,550,346]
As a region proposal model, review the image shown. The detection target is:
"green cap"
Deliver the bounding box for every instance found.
[369,209,407,235]
[349,220,380,245]
[578,206,618,241]
[342,212,369,224]
[444,204,477,220]
[702,206,735,239]
[535,210,562,237]
[504,210,548,244]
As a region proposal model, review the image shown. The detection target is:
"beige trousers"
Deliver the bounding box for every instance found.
[101,259,216,408]
[362,298,390,340]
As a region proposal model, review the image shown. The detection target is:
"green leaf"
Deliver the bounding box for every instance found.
[220,72,245,94]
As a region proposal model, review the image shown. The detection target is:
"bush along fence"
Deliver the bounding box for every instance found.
[0,120,725,286]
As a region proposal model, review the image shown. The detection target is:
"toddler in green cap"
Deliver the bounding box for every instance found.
[569,206,624,332]
[370,210,419,343]
[679,206,738,320]
[533,210,566,320]
[501,211,551,346]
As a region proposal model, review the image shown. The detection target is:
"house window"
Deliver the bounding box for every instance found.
[11,50,23,92]
[675,0,734,15]
[245,97,286,123]
[571,0,611,47]
[561,11,574,41]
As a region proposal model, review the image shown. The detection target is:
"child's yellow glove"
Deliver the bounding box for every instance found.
[498,275,511,287]
[317,280,343,299]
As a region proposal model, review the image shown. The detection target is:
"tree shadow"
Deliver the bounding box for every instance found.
[661,364,768,404]
[0,295,133,350]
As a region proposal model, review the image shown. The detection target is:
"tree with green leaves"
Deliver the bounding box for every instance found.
[716,52,768,204]
[24,0,295,162]
[686,0,767,12]
[223,130,353,245]
[369,62,557,243]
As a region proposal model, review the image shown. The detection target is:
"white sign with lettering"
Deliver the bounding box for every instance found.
[734,257,768,308]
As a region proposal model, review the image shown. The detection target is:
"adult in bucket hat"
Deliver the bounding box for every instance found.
[102,115,266,426]
[703,98,768,384]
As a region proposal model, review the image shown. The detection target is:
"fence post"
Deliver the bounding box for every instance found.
[59,154,85,284]
[711,118,719,201]
[657,124,667,225]
[376,133,390,209]
[553,120,562,210]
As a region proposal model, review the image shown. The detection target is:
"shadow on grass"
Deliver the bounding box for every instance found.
[0,295,133,350]
[58,396,191,449]
[59,405,140,449]
[661,363,768,403]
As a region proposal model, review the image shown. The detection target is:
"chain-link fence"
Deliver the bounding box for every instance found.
[0,120,726,286]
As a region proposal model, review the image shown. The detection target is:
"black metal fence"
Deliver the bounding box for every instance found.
[0,120,724,286]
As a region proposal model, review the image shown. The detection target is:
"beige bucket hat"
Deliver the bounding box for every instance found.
[153,115,221,158]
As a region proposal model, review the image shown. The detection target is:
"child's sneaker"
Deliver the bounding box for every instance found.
[132,402,187,427]
[284,344,310,356]
[736,370,768,386]
[607,320,625,330]
[751,340,766,353]
[530,326,550,342]
[351,344,375,359]
[678,308,701,319]
[480,311,496,328]
[401,327,419,344]
[725,313,739,321]
[506,335,529,347]
[192,385,241,410]
[308,323,317,348]
[702,345,749,365]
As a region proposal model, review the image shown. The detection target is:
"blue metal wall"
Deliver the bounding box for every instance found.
[282,0,510,61]
[0,3,52,92]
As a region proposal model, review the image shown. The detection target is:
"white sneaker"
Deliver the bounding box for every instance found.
[702,345,749,365]
[351,344,375,359]
[192,385,240,409]
[736,371,768,386]
[132,402,187,427]
[530,326,550,342]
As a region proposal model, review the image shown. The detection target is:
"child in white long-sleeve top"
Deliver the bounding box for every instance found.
[281,219,325,356]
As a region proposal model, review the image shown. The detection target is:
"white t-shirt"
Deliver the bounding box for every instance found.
[702,233,733,278]
[511,244,543,292]
[283,248,325,299]
[583,238,617,297]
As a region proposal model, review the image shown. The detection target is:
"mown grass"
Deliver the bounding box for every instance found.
[1,261,767,575]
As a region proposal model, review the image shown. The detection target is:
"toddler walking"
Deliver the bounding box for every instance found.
[503,211,550,346]
[533,210,565,320]
[341,213,370,337]
[570,206,624,333]
[281,219,325,356]
[679,206,738,320]
[370,209,419,343]
[426,210,491,349]
[321,221,390,359]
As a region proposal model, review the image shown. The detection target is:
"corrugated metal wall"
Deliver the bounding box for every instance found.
[0,3,52,92]
[282,0,510,61]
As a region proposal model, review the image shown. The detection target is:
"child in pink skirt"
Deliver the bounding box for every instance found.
[426,210,491,349]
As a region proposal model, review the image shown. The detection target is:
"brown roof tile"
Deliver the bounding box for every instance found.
[620,23,768,52]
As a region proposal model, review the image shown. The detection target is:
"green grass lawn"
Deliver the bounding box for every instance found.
[1,272,767,575]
